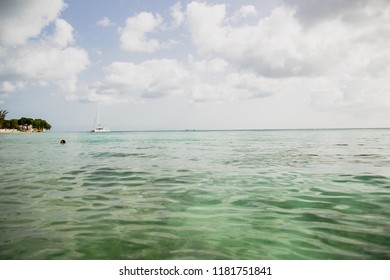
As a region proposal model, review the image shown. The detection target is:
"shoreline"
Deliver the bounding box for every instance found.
[0,129,20,134]
[0,129,45,134]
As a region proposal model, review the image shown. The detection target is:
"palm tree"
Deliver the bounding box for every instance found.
[0,110,9,128]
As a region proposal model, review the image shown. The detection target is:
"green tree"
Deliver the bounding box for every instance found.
[0,111,52,131]
[10,119,19,130]
[2,120,10,129]
[32,119,51,131]
[2,119,20,130]
[42,120,52,130]
[18,117,33,126]
[0,110,9,128]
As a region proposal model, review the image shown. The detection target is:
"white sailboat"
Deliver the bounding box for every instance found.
[90,107,110,132]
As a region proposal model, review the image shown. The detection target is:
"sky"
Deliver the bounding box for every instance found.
[1,0,390,131]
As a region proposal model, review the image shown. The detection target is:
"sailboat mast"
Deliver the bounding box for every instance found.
[97,105,101,126]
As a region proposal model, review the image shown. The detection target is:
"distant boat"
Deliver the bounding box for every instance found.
[90,107,110,132]
[91,124,110,133]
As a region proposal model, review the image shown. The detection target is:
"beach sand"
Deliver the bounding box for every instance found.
[0,129,21,134]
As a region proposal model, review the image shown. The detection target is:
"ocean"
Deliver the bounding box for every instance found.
[0,129,389,259]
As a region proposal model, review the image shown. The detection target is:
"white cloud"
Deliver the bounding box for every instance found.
[97,16,114,27]
[70,59,191,104]
[119,12,163,53]
[0,19,89,91]
[183,1,390,115]
[0,2,89,101]
[0,81,26,104]
[231,5,258,22]
[50,19,75,47]
[67,83,129,105]
[186,4,306,77]
[170,2,185,27]
[283,0,388,25]
[189,73,277,103]
[189,57,228,75]
[0,81,26,94]
[88,55,284,104]
[186,2,227,54]
[104,59,190,99]
[0,0,66,46]
[1,44,89,94]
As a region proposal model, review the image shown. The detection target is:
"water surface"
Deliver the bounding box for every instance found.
[1,129,389,259]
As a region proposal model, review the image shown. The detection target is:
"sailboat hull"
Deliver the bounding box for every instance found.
[90,124,110,132]
[91,128,111,132]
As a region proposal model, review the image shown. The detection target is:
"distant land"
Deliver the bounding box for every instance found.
[0,110,51,133]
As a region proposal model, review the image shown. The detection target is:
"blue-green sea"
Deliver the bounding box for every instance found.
[1,129,390,259]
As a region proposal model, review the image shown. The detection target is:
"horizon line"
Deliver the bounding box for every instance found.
[50,127,390,133]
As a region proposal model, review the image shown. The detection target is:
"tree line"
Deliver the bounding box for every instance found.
[0,110,52,131]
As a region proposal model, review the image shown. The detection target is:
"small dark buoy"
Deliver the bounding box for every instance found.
[60,139,66,144]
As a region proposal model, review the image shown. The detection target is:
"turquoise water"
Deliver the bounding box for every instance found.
[1,129,390,259]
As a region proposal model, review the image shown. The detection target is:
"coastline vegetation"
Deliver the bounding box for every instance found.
[0,110,51,132]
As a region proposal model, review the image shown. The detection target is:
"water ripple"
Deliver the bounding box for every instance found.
[1,129,390,259]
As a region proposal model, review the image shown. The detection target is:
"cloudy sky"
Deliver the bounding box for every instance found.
[1,0,390,131]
